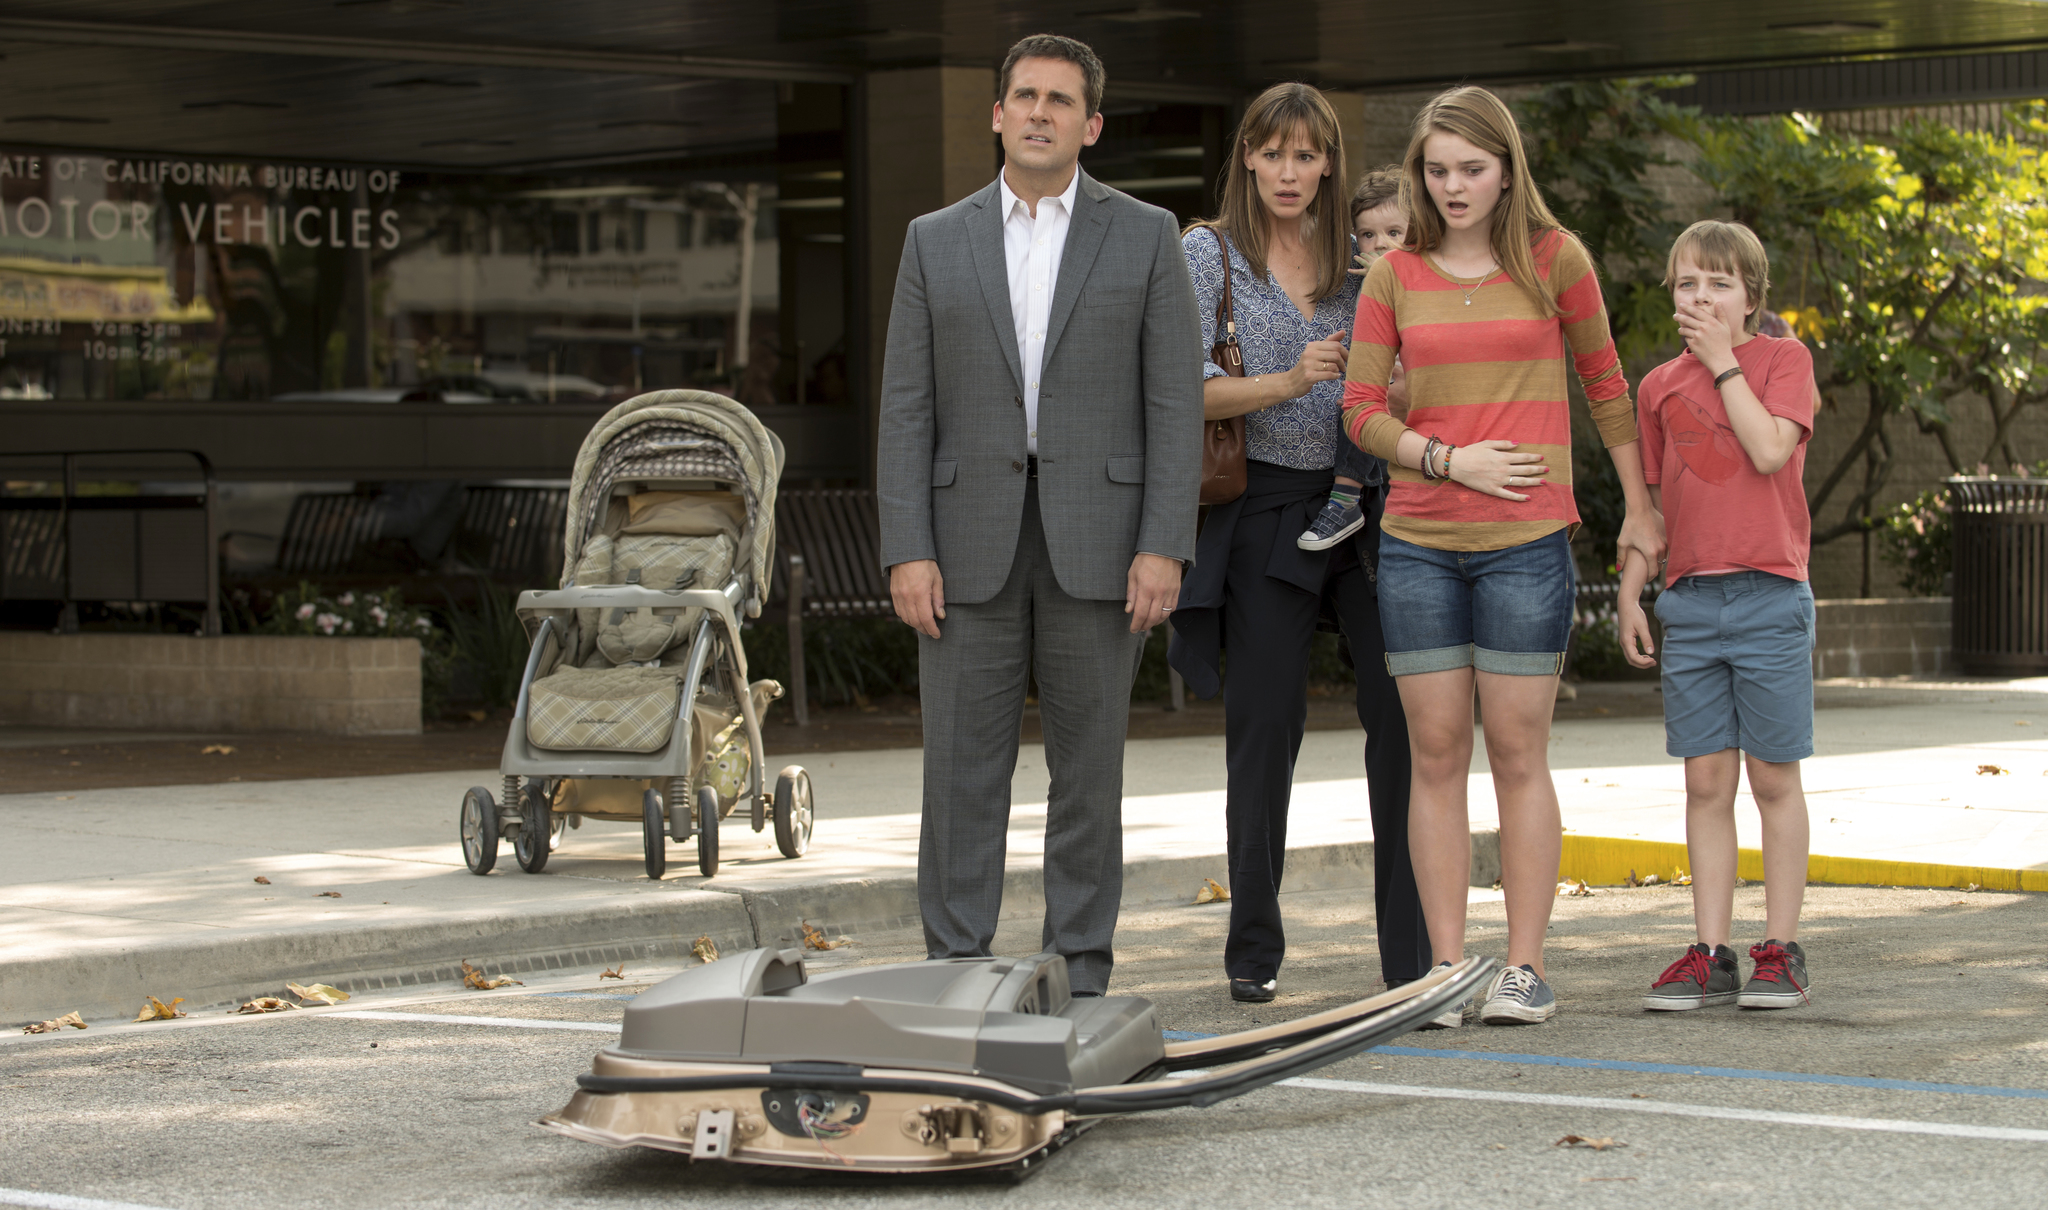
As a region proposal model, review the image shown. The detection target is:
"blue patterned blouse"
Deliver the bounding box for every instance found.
[1182,223,1365,473]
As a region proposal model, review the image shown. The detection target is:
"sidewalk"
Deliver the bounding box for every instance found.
[3,677,2043,1025]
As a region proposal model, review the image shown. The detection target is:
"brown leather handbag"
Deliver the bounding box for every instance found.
[1200,230,1248,505]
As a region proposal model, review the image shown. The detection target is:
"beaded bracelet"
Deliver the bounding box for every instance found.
[1442,444,1457,479]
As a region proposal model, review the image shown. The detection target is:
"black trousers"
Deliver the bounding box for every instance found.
[1220,482,1431,985]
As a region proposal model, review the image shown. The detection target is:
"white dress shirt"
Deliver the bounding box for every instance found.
[999,168,1079,456]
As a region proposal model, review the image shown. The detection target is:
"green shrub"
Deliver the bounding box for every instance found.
[1875,488,1952,597]
[742,616,921,707]
[437,582,529,709]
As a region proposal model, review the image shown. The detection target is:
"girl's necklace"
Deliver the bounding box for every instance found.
[1443,259,1498,306]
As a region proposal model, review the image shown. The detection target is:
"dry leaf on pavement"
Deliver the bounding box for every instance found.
[253,876,271,885]
[1673,870,1693,886]
[1977,764,2008,776]
[599,964,626,980]
[800,920,844,950]
[314,891,342,898]
[237,997,297,1014]
[23,1011,87,1034]
[287,982,351,1005]
[201,744,236,755]
[691,935,720,963]
[1557,879,1593,897]
[1195,878,1230,904]
[1640,873,1662,886]
[134,996,187,1022]
[460,961,523,990]
[1963,883,1982,892]
[1555,1135,1626,1151]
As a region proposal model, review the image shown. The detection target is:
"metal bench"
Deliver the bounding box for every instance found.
[768,488,1186,723]
[773,488,892,726]
[0,448,220,634]
[265,486,566,581]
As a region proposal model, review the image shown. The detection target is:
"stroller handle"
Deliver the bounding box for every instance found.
[517,580,744,618]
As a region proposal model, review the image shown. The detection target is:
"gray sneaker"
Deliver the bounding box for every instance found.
[1642,943,1741,1011]
[1297,496,1365,551]
[1479,964,1557,1025]
[1414,960,1466,1029]
[1737,939,1812,1009]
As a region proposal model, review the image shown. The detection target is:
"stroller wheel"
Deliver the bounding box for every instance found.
[516,783,553,874]
[460,787,499,875]
[696,785,721,878]
[773,766,814,859]
[641,788,667,881]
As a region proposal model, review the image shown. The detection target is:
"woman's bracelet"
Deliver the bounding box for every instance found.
[1441,444,1457,479]
[1420,436,1442,480]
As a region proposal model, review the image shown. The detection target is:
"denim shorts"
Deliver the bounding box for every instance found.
[1655,571,1816,762]
[1376,529,1575,676]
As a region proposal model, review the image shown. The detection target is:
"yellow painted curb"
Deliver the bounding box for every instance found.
[1559,834,2048,894]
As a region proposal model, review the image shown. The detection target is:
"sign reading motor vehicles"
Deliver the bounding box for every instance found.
[0,152,401,250]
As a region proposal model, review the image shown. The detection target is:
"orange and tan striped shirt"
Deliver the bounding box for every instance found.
[1342,229,1636,551]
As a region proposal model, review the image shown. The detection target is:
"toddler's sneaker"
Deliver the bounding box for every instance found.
[1415,960,1466,1029]
[1641,942,1741,1011]
[1479,963,1556,1025]
[1737,939,1811,1008]
[1297,495,1365,551]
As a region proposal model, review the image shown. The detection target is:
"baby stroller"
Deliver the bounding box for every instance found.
[459,389,815,880]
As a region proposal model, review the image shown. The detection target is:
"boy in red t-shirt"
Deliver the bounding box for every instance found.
[1618,220,1816,1013]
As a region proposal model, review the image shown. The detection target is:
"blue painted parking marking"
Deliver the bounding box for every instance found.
[1161,1030,2048,1101]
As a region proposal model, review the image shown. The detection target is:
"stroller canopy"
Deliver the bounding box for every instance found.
[560,390,785,614]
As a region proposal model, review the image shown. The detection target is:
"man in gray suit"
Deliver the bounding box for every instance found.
[876,33,1202,994]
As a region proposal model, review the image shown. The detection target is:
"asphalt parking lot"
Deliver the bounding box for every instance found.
[4,882,2044,1210]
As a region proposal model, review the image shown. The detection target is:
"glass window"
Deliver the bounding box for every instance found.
[0,138,843,408]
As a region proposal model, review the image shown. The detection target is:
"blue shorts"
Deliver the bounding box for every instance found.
[1655,571,1816,762]
[1376,529,1574,677]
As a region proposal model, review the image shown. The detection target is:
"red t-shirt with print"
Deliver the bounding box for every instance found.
[1638,335,1815,587]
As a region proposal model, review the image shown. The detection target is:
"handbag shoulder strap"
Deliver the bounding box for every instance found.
[1213,228,1237,336]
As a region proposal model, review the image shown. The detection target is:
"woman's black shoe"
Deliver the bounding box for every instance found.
[1229,977,1277,1003]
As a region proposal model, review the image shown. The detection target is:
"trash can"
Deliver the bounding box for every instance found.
[1949,476,2048,674]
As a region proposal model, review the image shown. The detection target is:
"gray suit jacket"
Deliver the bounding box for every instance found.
[876,170,1203,604]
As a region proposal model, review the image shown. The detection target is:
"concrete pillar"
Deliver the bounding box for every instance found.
[860,65,999,465]
[1325,91,1371,201]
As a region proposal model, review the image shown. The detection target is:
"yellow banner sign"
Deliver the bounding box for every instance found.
[0,256,215,325]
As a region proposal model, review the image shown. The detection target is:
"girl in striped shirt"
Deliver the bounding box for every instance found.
[1341,86,1666,1026]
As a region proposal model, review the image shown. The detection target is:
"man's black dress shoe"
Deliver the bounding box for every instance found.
[1229,977,1277,1003]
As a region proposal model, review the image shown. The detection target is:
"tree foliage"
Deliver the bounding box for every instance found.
[1684,108,2048,546]
[1515,79,2048,588]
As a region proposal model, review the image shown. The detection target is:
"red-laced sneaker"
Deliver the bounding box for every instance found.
[1737,939,1812,1009]
[1641,942,1740,1011]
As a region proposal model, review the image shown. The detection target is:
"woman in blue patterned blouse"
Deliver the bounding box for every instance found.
[1166,83,1427,1005]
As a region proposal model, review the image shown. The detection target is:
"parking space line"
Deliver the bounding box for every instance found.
[1369,1045,2048,1101]
[1158,1031,2048,1101]
[324,1011,615,1033]
[0,1188,183,1210]
[1286,1077,2048,1143]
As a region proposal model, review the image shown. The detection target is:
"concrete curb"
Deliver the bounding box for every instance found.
[5,891,758,1027]
[9,830,1504,1027]
[1560,835,2048,893]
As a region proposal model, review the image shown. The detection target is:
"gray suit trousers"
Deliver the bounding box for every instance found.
[916,480,1146,994]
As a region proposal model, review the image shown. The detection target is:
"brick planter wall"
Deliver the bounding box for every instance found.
[1812,598,1952,679]
[0,633,421,735]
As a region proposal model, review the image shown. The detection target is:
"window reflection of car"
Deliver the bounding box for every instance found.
[270,370,612,405]
[418,371,614,402]
[270,386,493,404]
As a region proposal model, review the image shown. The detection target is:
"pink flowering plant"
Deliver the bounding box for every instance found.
[261,582,437,639]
